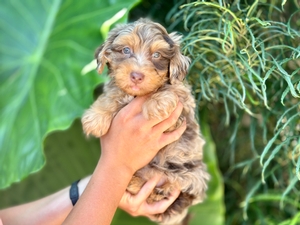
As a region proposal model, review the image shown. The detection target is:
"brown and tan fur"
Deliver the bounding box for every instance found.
[81,19,209,225]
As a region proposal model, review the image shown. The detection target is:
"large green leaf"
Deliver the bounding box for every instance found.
[0,0,140,189]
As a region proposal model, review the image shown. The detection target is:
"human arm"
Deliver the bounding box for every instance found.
[0,176,179,225]
[0,176,90,225]
[63,95,186,225]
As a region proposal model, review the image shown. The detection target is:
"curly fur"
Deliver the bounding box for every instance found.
[81,18,209,225]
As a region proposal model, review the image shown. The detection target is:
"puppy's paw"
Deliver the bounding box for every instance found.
[147,186,169,204]
[165,115,185,132]
[142,91,178,120]
[81,109,112,137]
[146,182,175,204]
[127,176,146,195]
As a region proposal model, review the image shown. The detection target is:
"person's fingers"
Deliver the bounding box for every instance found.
[117,95,149,119]
[158,118,186,148]
[133,175,162,204]
[119,178,181,218]
[153,101,184,133]
[119,175,162,216]
[118,96,184,133]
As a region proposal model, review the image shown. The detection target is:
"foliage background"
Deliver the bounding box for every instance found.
[1,0,299,225]
[165,0,300,224]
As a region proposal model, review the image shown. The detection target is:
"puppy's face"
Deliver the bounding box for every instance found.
[105,29,171,96]
[95,19,190,96]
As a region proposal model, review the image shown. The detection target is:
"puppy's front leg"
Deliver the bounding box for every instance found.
[82,95,119,138]
[142,91,178,122]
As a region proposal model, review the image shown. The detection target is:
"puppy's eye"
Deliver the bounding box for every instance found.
[152,52,161,59]
[122,47,131,55]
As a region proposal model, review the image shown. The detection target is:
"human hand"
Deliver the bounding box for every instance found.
[119,175,180,219]
[99,95,186,175]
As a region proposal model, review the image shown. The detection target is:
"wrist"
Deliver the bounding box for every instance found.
[98,156,135,181]
[69,176,91,206]
[69,180,80,206]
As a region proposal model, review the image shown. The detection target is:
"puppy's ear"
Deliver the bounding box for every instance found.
[94,44,107,74]
[168,33,190,84]
[94,24,127,74]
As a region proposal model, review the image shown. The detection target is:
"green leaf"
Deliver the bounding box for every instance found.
[0,0,140,189]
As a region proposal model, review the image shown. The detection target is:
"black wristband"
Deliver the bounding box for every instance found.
[70,180,80,206]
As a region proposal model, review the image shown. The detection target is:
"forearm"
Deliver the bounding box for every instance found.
[0,177,90,225]
[62,158,133,225]
[0,187,71,225]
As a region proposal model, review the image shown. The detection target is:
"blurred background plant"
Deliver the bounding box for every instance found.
[0,0,299,224]
[165,0,300,224]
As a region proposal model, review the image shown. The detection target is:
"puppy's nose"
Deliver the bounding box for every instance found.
[130,72,144,84]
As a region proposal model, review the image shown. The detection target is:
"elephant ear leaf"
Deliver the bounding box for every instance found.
[0,0,140,189]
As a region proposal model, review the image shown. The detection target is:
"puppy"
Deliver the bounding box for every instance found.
[82,18,209,225]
